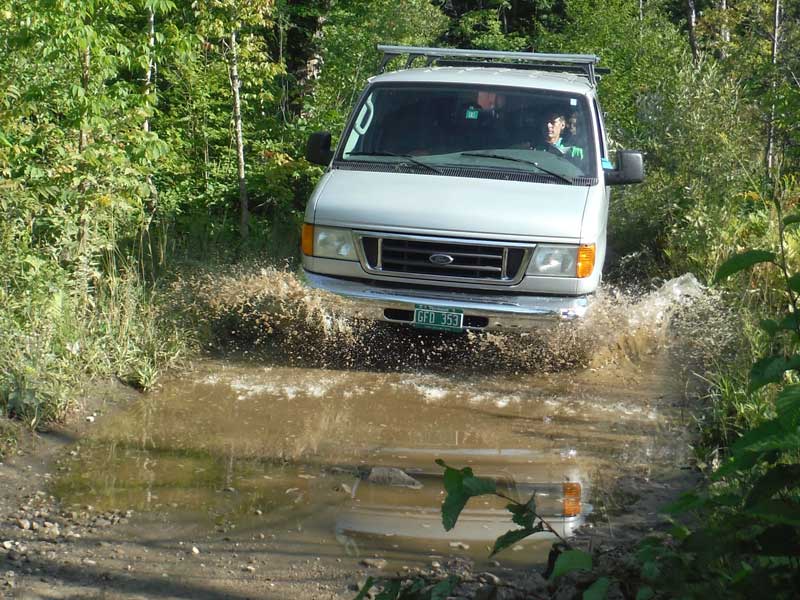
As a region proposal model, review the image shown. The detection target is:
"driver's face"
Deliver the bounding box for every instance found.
[545,116,565,143]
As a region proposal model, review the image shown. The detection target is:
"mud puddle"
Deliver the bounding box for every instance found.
[51,354,693,567]
[4,272,723,599]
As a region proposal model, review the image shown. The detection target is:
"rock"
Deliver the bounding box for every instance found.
[430,560,441,570]
[518,570,548,595]
[1,542,13,550]
[16,519,30,531]
[473,584,498,600]
[6,551,21,562]
[86,416,95,423]
[366,467,423,489]
[478,572,501,586]
[82,558,97,566]
[30,522,39,531]
[449,541,470,550]
[359,558,387,569]
[243,565,256,572]
[191,546,200,555]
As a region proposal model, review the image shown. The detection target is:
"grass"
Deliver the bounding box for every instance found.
[0,417,19,461]
[0,262,191,430]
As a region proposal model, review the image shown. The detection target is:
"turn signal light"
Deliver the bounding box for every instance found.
[302,223,314,256]
[562,482,582,517]
[576,244,595,278]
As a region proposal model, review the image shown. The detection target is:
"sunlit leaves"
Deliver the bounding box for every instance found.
[548,549,592,581]
[435,459,496,531]
[714,250,776,283]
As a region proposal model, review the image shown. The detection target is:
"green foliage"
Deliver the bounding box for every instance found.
[549,549,592,581]
[435,459,497,531]
[636,178,800,598]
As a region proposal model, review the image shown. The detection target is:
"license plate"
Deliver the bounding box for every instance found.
[413,304,464,332]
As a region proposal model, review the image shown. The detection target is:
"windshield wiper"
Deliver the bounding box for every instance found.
[345,151,442,175]
[458,152,574,185]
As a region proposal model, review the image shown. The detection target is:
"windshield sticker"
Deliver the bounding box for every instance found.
[570,98,577,106]
[465,107,479,120]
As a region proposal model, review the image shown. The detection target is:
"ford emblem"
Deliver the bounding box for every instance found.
[429,253,454,265]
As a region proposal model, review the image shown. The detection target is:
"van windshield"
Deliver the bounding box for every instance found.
[338,83,597,181]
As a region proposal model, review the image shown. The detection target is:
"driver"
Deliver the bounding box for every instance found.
[541,110,584,159]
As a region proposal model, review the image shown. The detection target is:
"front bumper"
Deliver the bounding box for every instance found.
[304,271,590,331]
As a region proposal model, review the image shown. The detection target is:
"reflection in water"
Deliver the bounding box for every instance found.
[53,350,692,567]
[53,273,718,567]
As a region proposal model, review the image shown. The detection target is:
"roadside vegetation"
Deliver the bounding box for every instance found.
[1,0,799,597]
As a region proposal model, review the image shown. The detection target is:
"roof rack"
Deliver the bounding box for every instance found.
[377,45,604,86]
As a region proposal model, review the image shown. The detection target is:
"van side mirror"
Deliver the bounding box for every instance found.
[306,131,334,166]
[604,151,644,185]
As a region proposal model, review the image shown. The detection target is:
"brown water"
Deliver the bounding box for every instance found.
[52,272,716,572]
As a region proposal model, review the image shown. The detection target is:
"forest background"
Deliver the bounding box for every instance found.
[0,0,799,596]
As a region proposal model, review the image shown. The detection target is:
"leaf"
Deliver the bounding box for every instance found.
[549,549,592,581]
[429,575,460,600]
[583,576,611,600]
[788,274,800,294]
[508,496,537,529]
[745,465,800,508]
[354,577,375,600]
[760,319,779,336]
[375,580,401,600]
[441,489,469,531]
[749,354,800,391]
[733,418,800,455]
[463,475,496,496]
[712,451,764,479]
[489,526,541,557]
[714,250,775,283]
[755,524,800,556]
[778,313,800,332]
[783,213,800,227]
[663,492,704,514]
[746,499,800,526]
[437,460,497,530]
[775,384,800,424]
[635,586,655,600]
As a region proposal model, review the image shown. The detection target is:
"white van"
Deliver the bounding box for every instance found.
[302,46,643,332]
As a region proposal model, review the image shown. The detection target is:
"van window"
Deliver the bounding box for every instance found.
[339,83,597,181]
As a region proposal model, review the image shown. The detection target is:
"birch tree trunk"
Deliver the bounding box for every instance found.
[79,46,90,151]
[229,29,249,240]
[143,6,155,133]
[719,0,729,58]
[766,0,782,173]
[686,0,699,64]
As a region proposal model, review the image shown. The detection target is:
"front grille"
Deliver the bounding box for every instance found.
[359,233,532,284]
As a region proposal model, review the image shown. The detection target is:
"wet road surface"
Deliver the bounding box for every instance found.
[52,347,693,573]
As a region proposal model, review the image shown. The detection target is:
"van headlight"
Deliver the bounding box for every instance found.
[529,245,578,276]
[528,244,596,278]
[302,225,358,261]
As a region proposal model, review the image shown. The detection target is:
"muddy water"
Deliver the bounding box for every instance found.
[52,273,709,573]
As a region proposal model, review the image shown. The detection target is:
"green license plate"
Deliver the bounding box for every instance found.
[413,304,464,332]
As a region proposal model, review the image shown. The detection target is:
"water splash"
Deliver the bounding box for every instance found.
[172,265,721,373]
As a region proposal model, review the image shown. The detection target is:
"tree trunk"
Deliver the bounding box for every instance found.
[229,29,249,240]
[719,0,729,58]
[766,0,782,173]
[79,46,90,151]
[686,0,699,64]
[143,6,155,133]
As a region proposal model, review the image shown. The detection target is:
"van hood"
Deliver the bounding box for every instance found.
[312,169,589,242]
